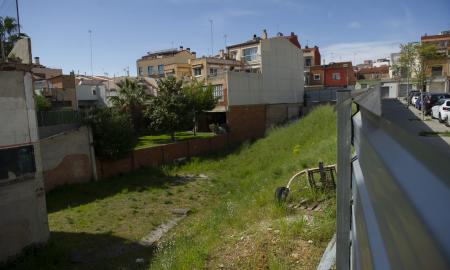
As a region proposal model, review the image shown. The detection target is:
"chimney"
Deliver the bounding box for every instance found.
[186,47,190,52]
[179,46,183,50]
[291,32,295,36]
[262,29,268,39]
[253,34,257,40]
[34,56,40,65]
[277,32,283,37]
[305,45,309,49]
[219,49,225,59]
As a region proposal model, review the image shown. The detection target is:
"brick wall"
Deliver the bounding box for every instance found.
[227,104,266,144]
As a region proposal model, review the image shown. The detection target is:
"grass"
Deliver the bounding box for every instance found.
[135,131,214,149]
[418,131,450,137]
[3,105,337,270]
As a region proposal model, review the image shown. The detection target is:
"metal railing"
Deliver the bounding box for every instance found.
[37,110,87,127]
[335,87,450,269]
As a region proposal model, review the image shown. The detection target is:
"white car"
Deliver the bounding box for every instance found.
[431,98,450,122]
[411,95,420,106]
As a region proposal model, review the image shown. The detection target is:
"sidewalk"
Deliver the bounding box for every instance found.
[383,99,450,154]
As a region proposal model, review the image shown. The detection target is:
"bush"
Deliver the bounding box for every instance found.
[34,94,51,111]
[90,108,135,160]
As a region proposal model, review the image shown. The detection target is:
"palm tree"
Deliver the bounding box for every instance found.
[0,16,23,61]
[109,78,149,132]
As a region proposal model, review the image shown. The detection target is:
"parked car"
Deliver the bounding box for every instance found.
[422,93,450,115]
[408,91,421,105]
[415,95,423,110]
[431,98,450,122]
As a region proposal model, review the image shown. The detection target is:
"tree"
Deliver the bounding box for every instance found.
[184,79,217,135]
[413,43,444,91]
[399,43,416,99]
[34,94,51,111]
[0,16,23,61]
[90,108,135,160]
[146,77,190,141]
[108,78,149,133]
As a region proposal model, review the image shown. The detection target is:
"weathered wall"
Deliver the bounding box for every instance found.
[266,104,288,128]
[40,126,94,191]
[227,37,304,106]
[0,70,49,262]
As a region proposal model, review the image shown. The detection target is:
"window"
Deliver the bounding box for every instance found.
[0,145,36,181]
[92,89,97,95]
[242,47,258,62]
[148,66,154,75]
[212,84,224,101]
[432,66,443,76]
[193,67,202,76]
[209,68,218,76]
[332,72,341,80]
[313,74,320,80]
[158,64,164,75]
[305,58,312,67]
[138,67,143,76]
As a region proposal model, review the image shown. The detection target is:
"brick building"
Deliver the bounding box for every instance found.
[308,62,356,88]
[303,46,321,85]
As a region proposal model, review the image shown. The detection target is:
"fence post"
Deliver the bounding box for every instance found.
[336,89,352,270]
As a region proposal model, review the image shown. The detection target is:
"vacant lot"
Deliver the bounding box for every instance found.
[3,105,336,270]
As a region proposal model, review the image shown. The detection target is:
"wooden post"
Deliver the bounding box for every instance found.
[336,89,352,270]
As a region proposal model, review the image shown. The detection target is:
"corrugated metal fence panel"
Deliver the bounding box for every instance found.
[350,106,450,270]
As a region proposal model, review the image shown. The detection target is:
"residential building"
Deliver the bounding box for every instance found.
[372,58,390,67]
[197,31,304,140]
[302,46,321,85]
[0,68,49,262]
[308,62,356,88]
[356,66,390,80]
[421,31,450,92]
[75,77,108,109]
[136,47,196,79]
[226,30,301,73]
[189,55,243,107]
[34,74,78,110]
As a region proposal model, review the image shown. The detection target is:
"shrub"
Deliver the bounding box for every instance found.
[34,94,51,111]
[90,108,135,160]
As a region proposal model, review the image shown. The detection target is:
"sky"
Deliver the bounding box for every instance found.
[1,0,449,76]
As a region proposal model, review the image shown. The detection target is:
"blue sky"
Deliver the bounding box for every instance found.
[2,0,449,76]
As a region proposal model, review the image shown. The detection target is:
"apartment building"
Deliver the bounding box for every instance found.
[189,55,243,107]
[136,47,196,79]
[197,31,304,142]
[308,62,356,88]
[356,66,390,80]
[302,46,321,85]
[421,30,450,92]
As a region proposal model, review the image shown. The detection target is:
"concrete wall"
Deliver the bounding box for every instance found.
[227,37,304,106]
[0,70,49,262]
[40,126,94,191]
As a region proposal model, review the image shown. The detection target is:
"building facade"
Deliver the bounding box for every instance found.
[0,69,49,262]
[136,47,196,79]
[303,46,321,85]
[421,31,450,92]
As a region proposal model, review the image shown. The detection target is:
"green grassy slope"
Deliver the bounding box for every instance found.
[150,105,337,269]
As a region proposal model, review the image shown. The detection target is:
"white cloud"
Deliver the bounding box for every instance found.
[321,40,401,65]
[347,21,361,29]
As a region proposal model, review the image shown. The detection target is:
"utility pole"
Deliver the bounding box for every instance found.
[209,19,213,56]
[88,30,93,76]
[16,0,21,35]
